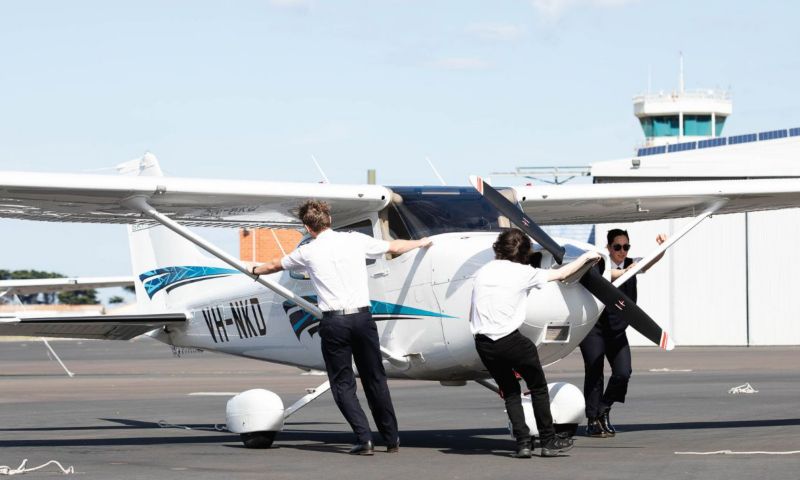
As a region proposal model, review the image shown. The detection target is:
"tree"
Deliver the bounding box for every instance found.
[57,289,98,305]
[108,295,125,304]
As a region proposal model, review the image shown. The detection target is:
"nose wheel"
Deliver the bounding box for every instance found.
[240,431,277,449]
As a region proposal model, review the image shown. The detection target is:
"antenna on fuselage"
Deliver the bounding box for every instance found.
[426,157,447,186]
[311,155,330,183]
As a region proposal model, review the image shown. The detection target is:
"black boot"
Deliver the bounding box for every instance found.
[599,408,616,436]
[586,417,607,438]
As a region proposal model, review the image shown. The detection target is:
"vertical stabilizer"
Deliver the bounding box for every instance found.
[120,154,222,310]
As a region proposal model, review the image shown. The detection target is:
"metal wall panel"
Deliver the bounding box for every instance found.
[746,209,800,345]
[596,214,748,346]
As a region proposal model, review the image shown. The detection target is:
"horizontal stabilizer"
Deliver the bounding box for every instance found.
[0,313,187,340]
[0,276,134,296]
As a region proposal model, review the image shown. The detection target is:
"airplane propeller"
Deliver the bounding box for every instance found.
[469,175,674,351]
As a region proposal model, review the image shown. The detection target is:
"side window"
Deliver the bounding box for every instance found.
[334,219,374,237]
[334,219,378,265]
[289,234,314,280]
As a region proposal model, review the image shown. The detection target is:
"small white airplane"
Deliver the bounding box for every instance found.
[2,153,800,448]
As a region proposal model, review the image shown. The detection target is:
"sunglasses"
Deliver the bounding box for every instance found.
[612,244,631,252]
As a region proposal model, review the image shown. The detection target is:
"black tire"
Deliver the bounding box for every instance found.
[240,431,277,449]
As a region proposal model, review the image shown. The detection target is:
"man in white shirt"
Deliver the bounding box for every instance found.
[252,200,431,455]
[470,228,600,458]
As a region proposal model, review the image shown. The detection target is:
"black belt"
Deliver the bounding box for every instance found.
[474,330,519,342]
[322,306,371,316]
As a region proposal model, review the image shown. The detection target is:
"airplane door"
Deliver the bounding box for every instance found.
[380,244,449,374]
[430,235,494,371]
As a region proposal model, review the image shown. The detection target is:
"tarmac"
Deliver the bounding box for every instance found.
[1,339,798,479]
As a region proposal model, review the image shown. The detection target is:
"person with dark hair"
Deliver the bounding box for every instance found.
[252,199,431,455]
[580,228,667,438]
[470,228,601,458]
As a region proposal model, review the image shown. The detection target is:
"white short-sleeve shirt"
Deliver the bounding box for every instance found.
[280,229,390,312]
[469,259,548,340]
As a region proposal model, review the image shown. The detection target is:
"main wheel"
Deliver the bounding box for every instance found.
[240,431,277,449]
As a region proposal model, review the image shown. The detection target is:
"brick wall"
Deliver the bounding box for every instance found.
[239,228,303,262]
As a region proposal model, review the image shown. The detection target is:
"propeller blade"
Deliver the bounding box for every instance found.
[469,174,674,351]
[579,268,674,351]
[469,175,565,264]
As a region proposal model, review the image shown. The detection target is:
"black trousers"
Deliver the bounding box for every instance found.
[319,310,398,445]
[579,325,632,419]
[475,330,556,447]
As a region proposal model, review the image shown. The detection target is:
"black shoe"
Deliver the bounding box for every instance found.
[387,441,400,453]
[586,417,607,438]
[511,443,532,459]
[348,441,374,455]
[599,408,616,436]
[541,436,574,457]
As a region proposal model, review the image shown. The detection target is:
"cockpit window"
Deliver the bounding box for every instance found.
[387,186,505,239]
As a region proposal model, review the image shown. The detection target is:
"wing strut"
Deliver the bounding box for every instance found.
[613,200,727,287]
[122,196,322,319]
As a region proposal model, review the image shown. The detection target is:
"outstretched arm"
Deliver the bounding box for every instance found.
[546,251,601,282]
[640,233,668,273]
[387,237,432,255]
[251,258,284,276]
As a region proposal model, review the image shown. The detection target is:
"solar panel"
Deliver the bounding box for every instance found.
[636,125,795,158]
[729,133,757,145]
[698,137,727,149]
[667,141,696,153]
[758,129,788,141]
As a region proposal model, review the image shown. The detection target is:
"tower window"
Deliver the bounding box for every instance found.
[642,115,680,137]
[715,116,727,136]
[684,115,712,136]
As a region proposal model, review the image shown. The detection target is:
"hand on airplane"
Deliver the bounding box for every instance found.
[656,233,667,245]
[418,237,433,248]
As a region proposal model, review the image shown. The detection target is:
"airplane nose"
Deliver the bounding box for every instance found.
[518,281,603,364]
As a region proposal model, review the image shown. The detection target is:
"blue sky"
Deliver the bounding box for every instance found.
[1,0,798,296]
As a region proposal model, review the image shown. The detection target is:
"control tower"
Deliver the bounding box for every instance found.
[633,57,732,147]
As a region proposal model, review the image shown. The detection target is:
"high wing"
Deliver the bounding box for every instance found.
[511,178,800,225]
[0,313,187,340]
[0,170,391,229]
[0,276,134,296]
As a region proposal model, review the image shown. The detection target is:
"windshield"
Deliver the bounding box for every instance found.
[387,186,506,240]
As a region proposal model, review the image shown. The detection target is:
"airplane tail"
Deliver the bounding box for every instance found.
[120,154,232,311]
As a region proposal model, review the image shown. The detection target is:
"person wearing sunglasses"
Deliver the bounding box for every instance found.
[580,228,667,438]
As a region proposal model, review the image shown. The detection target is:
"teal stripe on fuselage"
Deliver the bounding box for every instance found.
[370,300,453,318]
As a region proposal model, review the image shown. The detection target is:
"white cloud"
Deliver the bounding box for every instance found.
[530,0,639,20]
[466,23,525,41]
[431,57,490,71]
